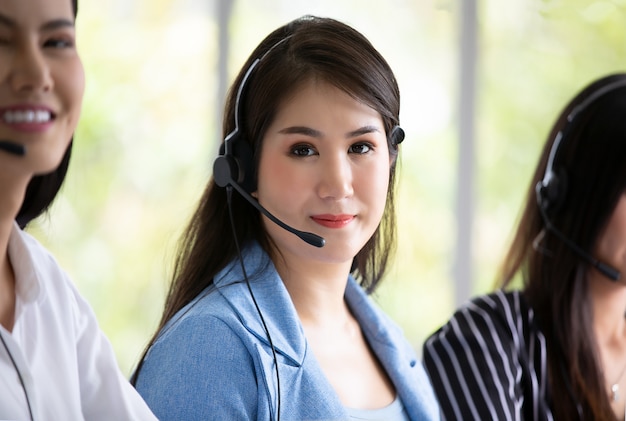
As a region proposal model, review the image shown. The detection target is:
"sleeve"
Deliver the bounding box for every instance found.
[134,314,260,421]
[422,295,525,421]
[71,288,159,421]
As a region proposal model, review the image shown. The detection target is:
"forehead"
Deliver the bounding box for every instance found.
[274,79,381,123]
[0,0,74,25]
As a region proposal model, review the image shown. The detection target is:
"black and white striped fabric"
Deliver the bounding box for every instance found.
[423,289,554,421]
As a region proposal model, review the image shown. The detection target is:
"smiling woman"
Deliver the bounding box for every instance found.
[0,0,156,419]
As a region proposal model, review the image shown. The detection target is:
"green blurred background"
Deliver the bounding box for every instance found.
[27,0,626,375]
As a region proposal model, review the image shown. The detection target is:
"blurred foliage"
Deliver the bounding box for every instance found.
[26,0,626,374]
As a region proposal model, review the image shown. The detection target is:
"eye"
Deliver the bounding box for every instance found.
[0,35,12,46]
[43,31,76,49]
[290,144,317,157]
[348,142,373,154]
[43,36,75,49]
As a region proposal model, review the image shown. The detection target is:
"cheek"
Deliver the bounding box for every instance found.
[0,53,8,80]
[594,230,624,268]
[256,155,306,204]
[352,162,390,228]
[71,64,86,117]
[363,160,391,202]
[58,59,85,126]
[594,197,626,261]
[373,181,390,219]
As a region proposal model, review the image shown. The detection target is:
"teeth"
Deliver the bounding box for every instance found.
[3,110,52,124]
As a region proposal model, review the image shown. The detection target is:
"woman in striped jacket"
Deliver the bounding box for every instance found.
[423,73,626,421]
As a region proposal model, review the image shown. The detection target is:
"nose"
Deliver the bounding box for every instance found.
[10,43,53,94]
[317,152,354,200]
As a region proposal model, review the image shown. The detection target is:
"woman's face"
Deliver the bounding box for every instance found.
[593,194,626,281]
[0,0,84,176]
[255,79,392,266]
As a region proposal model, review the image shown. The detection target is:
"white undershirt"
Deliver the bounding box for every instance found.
[346,396,410,421]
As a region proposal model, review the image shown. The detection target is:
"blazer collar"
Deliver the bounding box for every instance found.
[213,242,307,366]
[213,242,401,366]
[213,242,439,419]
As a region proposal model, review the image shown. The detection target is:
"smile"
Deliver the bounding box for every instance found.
[310,214,355,229]
[3,110,53,124]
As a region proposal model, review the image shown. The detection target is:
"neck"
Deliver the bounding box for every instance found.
[0,175,31,332]
[0,217,16,332]
[589,271,626,413]
[0,173,29,228]
[274,254,352,326]
[0,254,16,332]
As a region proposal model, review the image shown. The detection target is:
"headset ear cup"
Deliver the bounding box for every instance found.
[232,138,256,193]
[389,126,405,149]
[214,135,256,192]
[540,167,568,213]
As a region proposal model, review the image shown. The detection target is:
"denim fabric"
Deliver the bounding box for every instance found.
[135,242,439,421]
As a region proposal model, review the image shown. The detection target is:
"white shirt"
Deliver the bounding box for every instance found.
[0,222,157,421]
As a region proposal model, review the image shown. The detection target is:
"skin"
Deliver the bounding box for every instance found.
[0,0,84,331]
[590,194,626,417]
[254,79,395,409]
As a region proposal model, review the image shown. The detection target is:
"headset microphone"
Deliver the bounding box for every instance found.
[535,189,621,281]
[213,156,325,248]
[0,140,26,156]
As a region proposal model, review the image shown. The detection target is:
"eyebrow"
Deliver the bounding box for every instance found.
[0,13,74,31]
[279,126,322,138]
[0,13,14,28]
[347,125,381,138]
[278,125,381,138]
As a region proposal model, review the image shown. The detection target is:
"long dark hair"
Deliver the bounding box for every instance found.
[498,73,626,420]
[133,15,402,383]
[16,0,78,228]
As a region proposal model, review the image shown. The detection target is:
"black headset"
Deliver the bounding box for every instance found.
[536,78,626,213]
[535,78,626,281]
[211,40,277,193]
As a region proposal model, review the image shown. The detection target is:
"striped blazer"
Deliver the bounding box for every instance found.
[422,290,554,421]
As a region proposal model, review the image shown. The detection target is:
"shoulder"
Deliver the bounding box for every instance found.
[439,289,531,337]
[10,225,94,322]
[423,289,535,360]
[423,289,537,368]
[11,226,69,283]
[422,290,543,420]
[151,290,248,353]
[140,288,262,382]
[135,295,262,419]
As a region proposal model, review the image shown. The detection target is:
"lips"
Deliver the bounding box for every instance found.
[310,214,355,228]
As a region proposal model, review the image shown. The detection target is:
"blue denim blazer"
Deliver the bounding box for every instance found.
[135,242,439,421]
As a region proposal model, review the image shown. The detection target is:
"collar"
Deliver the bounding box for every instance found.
[213,243,439,419]
[213,242,400,366]
[213,242,307,366]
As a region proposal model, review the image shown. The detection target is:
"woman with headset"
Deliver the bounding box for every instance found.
[423,73,626,420]
[133,15,439,421]
[0,0,157,419]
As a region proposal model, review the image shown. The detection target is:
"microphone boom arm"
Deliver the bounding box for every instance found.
[227,182,325,248]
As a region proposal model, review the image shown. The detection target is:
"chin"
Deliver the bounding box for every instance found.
[33,157,67,176]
